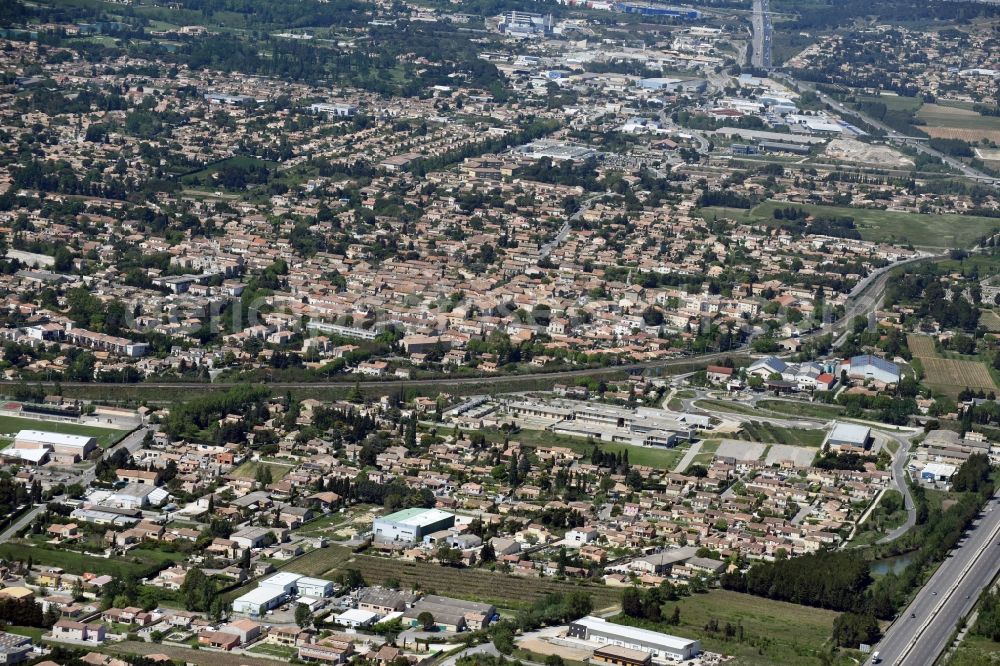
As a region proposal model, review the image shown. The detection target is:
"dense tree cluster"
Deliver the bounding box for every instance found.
[161,384,270,440]
[720,551,872,613]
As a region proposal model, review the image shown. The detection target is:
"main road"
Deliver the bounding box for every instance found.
[869,491,1000,665]
[877,432,917,544]
[750,0,772,70]
[775,73,998,188]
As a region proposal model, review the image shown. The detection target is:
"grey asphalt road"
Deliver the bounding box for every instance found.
[878,434,917,544]
[80,425,149,485]
[750,0,771,69]
[871,491,1000,666]
[0,503,46,544]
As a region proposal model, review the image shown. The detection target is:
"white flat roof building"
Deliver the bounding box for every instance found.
[296,576,335,598]
[15,430,94,449]
[568,616,700,661]
[232,586,285,617]
[828,422,872,450]
[335,608,380,628]
[260,572,302,594]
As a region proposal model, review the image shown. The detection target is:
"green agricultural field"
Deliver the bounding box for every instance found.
[917,103,1000,132]
[980,310,1000,332]
[748,200,999,248]
[0,415,127,449]
[617,589,856,666]
[272,545,622,610]
[856,94,923,113]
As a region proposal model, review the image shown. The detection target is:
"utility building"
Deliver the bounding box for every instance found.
[373,508,455,544]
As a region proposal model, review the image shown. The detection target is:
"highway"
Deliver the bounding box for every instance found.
[750,0,772,70]
[776,74,998,188]
[870,491,1000,666]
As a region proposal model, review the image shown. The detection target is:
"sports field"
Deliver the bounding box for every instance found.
[0,414,126,449]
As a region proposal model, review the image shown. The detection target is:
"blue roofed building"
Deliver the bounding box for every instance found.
[841,355,900,385]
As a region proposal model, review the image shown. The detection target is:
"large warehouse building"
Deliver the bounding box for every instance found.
[373,508,455,544]
[232,572,335,616]
[567,616,700,662]
[12,430,97,464]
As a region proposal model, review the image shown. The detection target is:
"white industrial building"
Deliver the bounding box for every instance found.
[567,616,700,662]
[335,608,380,628]
[232,572,335,617]
[296,576,335,598]
[11,430,97,464]
[232,585,286,617]
[826,422,873,453]
[373,507,455,544]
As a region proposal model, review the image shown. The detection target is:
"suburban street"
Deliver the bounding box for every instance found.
[79,425,149,486]
[870,491,1000,665]
[0,426,150,544]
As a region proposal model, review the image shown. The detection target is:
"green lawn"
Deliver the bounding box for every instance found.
[231,460,293,481]
[0,415,127,449]
[688,439,721,470]
[247,643,298,659]
[739,421,827,447]
[617,589,858,666]
[4,626,44,641]
[296,511,349,536]
[694,399,759,416]
[0,543,164,578]
[699,199,1000,248]
[756,400,847,419]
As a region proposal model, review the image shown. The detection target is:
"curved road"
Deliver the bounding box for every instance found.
[877,432,917,545]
